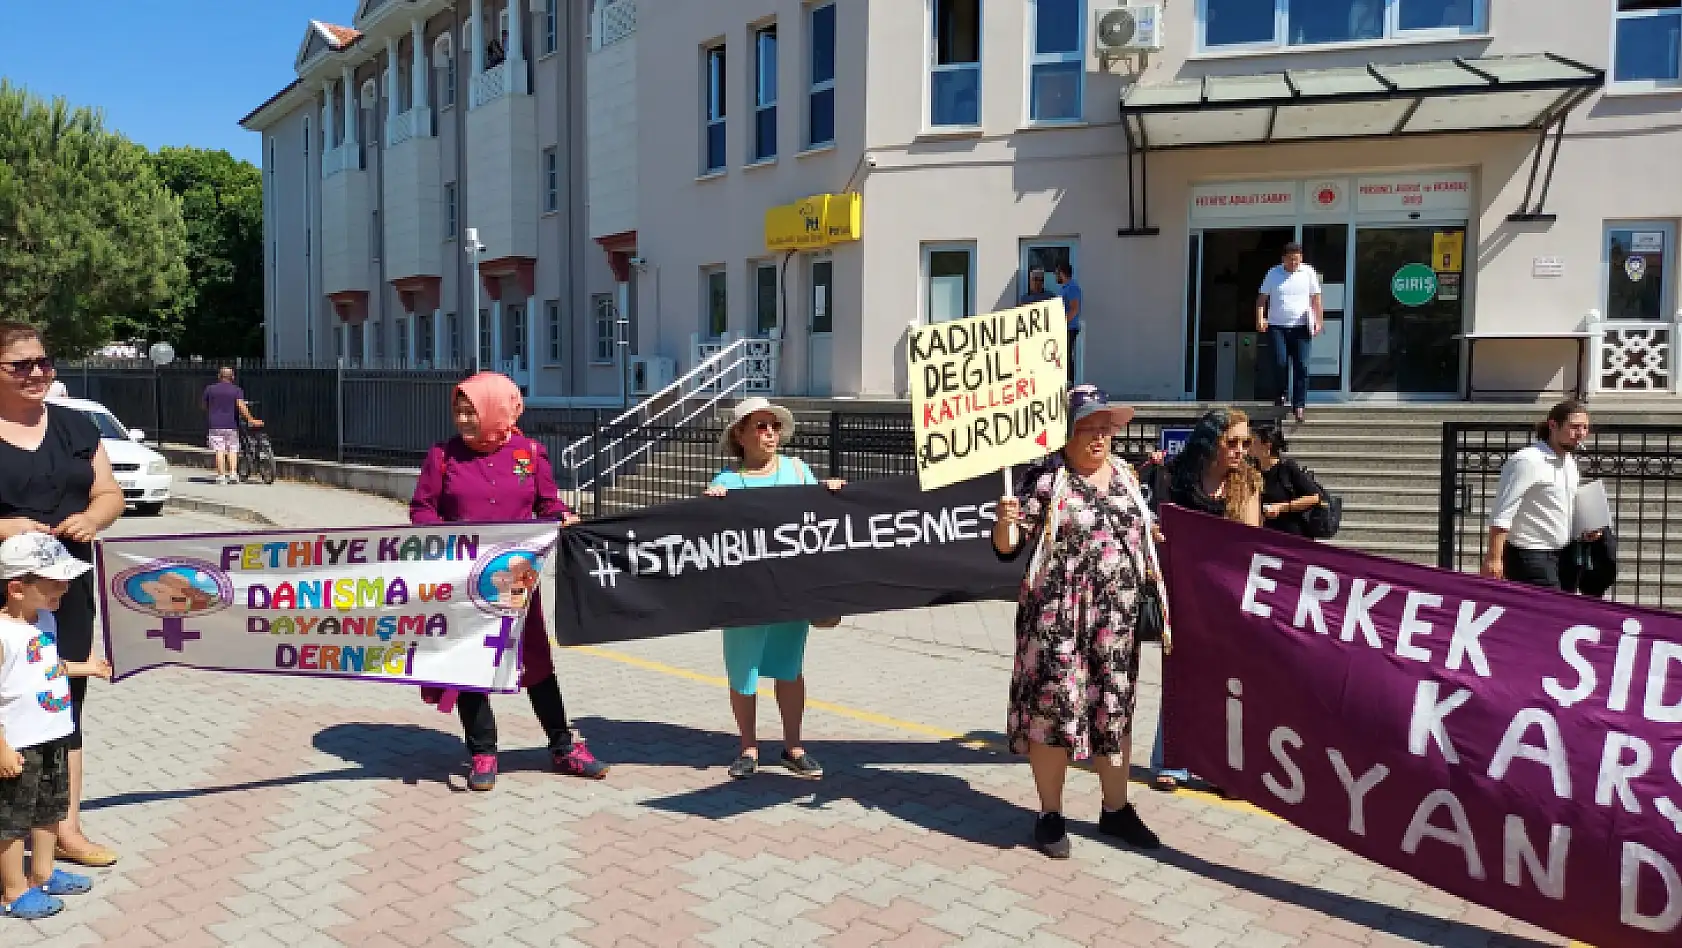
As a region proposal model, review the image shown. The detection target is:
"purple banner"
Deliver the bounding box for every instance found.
[1160,506,1682,947]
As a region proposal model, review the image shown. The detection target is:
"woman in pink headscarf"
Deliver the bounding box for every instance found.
[409,373,609,790]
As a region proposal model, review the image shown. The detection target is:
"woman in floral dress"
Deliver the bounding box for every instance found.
[994,386,1167,859]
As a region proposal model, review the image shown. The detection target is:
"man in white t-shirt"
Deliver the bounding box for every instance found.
[1483,401,1593,589]
[1256,243,1323,422]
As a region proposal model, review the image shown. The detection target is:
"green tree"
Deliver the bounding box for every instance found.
[0,81,187,354]
[137,147,265,358]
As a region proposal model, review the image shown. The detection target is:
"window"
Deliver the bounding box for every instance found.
[704,268,729,337]
[445,48,458,107]
[1614,1,1682,85]
[754,263,779,335]
[394,317,408,363]
[1020,240,1077,302]
[1199,0,1483,51]
[930,0,982,128]
[335,326,346,362]
[808,3,836,148]
[704,45,728,172]
[420,313,436,364]
[373,319,386,361]
[592,293,616,363]
[478,311,493,367]
[1029,0,1083,122]
[371,210,381,261]
[546,301,562,363]
[544,0,559,55]
[1605,224,1675,322]
[511,306,527,371]
[753,25,778,162]
[447,313,461,362]
[543,147,559,212]
[923,244,975,323]
[810,256,834,334]
[444,183,458,239]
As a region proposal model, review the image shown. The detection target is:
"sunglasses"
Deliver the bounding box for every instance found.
[1223,436,1253,449]
[752,420,784,434]
[0,356,54,379]
[1075,424,1119,439]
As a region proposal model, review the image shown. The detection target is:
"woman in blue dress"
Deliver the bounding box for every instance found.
[704,398,843,780]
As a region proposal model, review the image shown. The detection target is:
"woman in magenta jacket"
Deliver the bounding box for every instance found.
[410,372,609,790]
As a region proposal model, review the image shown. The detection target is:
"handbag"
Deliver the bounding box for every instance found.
[1106,466,1174,654]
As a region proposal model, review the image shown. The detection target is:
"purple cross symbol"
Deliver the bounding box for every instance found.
[147,617,201,652]
[483,616,517,668]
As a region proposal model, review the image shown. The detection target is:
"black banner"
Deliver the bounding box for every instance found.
[555,475,1022,645]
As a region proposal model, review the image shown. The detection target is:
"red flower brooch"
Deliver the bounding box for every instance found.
[512,449,534,482]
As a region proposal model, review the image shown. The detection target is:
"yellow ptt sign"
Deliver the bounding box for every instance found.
[765,193,862,252]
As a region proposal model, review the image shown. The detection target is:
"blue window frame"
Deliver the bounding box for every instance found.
[930,0,982,128]
[1614,1,1682,85]
[1030,0,1083,122]
[808,3,836,147]
[704,45,727,173]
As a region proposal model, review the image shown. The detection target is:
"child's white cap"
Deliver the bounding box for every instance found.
[0,534,92,581]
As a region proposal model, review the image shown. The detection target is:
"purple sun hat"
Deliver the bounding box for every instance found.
[1068,384,1136,430]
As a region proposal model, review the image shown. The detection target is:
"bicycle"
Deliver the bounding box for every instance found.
[236,403,277,484]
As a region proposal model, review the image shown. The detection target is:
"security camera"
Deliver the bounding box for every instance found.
[864,154,879,168]
[629,255,647,268]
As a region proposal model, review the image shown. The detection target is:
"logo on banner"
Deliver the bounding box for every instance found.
[111,559,235,652]
[468,543,550,668]
[1391,264,1439,307]
[1626,256,1648,282]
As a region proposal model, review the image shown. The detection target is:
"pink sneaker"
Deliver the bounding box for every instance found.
[554,742,610,780]
[468,753,498,791]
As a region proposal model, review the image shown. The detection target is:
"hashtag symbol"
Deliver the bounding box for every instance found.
[587,545,622,589]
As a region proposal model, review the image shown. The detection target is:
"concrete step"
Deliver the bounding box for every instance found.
[1291,450,1439,473]
[1283,435,1442,456]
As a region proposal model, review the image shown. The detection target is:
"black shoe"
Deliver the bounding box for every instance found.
[727,753,758,779]
[1033,812,1072,859]
[1099,804,1161,850]
[780,750,824,778]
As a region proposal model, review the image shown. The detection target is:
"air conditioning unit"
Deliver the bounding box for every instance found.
[629,356,675,396]
[1094,4,1164,53]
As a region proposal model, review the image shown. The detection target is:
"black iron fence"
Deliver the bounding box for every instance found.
[1438,422,1682,611]
[61,361,1202,515]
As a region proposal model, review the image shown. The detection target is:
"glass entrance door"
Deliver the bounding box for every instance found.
[1349,226,1465,395]
[1193,227,1295,400]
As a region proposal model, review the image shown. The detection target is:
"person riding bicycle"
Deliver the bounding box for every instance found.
[203,368,262,485]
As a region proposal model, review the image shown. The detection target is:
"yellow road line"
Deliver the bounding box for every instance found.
[573,644,1266,816]
[574,643,1592,946]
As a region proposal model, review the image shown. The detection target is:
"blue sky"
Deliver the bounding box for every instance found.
[0,0,357,164]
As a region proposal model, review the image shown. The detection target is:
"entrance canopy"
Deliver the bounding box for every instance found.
[1116,54,1603,234]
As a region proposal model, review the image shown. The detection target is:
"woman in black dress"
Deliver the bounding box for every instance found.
[1251,424,1322,537]
[0,323,126,866]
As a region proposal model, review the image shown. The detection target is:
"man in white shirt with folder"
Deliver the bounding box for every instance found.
[1483,400,1596,589]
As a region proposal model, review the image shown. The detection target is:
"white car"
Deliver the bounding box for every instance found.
[49,396,172,516]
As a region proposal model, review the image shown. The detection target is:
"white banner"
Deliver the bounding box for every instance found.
[97,522,560,691]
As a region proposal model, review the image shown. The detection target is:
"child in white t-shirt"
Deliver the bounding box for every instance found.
[0,534,111,921]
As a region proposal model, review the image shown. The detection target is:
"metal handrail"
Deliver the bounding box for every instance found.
[557,335,758,484]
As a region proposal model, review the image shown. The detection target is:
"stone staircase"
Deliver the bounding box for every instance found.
[568,398,1682,607]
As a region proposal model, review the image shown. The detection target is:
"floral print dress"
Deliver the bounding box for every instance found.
[1007,462,1150,762]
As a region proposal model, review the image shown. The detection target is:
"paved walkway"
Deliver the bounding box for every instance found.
[9,480,1578,947]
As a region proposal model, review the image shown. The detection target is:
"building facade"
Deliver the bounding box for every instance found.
[243,0,623,401]
[629,0,1682,402]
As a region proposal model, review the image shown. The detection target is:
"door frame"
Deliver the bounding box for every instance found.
[1342,219,1470,402]
[921,241,977,325]
[1184,221,1297,400]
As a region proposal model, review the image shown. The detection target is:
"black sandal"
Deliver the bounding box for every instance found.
[728,753,758,779]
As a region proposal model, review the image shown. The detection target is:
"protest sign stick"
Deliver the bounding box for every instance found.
[1002,467,1019,547]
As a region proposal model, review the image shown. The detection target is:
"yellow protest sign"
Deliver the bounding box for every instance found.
[1432,231,1464,274]
[908,300,1068,491]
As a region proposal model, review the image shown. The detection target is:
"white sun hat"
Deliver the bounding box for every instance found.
[718,397,796,455]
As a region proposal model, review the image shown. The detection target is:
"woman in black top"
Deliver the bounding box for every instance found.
[1250,425,1321,538]
[0,322,126,866]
